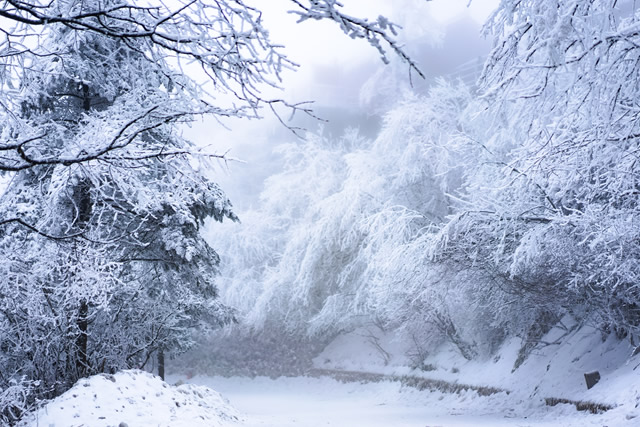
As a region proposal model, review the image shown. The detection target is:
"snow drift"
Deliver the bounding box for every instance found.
[20,370,240,427]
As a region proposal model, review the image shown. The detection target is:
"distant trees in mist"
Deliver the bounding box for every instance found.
[211,0,640,370]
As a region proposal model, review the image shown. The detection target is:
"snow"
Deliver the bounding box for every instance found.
[20,370,240,427]
[312,326,412,371]
[168,374,509,427]
[308,319,640,427]
[408,321,640,415]
[161,320,640,426]
[167,373,621,427]
[19,321,640,427]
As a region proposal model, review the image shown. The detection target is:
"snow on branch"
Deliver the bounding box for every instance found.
[287,0,425,79]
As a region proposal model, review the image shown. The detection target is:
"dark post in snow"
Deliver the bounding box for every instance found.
[584,371,601,389]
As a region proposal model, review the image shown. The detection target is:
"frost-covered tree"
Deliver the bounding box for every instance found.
[208,81,483,360]
[0,7,238,417]
[0,0,422,173]
[199,0,640,375]
[434,0,640,341]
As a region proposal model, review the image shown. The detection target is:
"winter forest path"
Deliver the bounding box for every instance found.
[167,373,613,427]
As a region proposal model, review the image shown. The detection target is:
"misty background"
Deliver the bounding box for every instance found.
[187,0,495,213]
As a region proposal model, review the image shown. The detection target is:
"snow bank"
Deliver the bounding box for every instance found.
[312,318,640,426]
[20,370,240,427]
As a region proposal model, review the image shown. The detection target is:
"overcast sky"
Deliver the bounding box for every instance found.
[252,0,498,99]
[187,0,500,211]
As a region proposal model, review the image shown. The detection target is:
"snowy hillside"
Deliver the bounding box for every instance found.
[308,319,640,426]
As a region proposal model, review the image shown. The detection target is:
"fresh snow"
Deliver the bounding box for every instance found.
[312,319,640,404]
[308,319,640,426]
[20,322,640,427]
[171,319,640,427]
[167,373,618,427]
[20,370,240,427]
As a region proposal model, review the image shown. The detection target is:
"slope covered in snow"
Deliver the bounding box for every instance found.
[310,318,640,426]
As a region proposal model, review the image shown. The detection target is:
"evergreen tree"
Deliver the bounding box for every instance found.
[0,2,237,419]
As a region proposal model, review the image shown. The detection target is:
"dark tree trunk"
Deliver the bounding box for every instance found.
[76,300,88,375]
[82,83,91,111]
[72,179,92,377]
[158,347,165,381]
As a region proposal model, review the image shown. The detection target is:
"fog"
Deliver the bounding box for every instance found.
[186,0,496,211]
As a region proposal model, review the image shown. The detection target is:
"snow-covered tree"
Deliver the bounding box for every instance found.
[209,81,484,359]
[434,0,640,341]
[0,8,238,419]
[198,0,640,375]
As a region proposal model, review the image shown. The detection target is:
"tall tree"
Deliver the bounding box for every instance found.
[0,4,238,408]
[434,0,640,340]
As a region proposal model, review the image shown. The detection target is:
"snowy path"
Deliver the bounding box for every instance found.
[166,374,601,427]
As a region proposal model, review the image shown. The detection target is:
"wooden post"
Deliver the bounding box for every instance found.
[76,300,88,375]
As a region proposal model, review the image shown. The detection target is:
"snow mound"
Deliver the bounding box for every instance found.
[21,369,241,427]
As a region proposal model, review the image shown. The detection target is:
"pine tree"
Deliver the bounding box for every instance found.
[0,3,237,416]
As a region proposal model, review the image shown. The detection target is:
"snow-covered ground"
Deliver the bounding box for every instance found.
[166,373,617,427]
[174,317,640,427]
[312,318,640,418]
[25,369,635,427]
[20,362,638,427]
[20,370,240,427]
[21,319,640,426]
[303,317,640,426]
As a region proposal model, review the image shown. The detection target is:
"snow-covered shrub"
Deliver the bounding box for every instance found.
[0,378,34,425]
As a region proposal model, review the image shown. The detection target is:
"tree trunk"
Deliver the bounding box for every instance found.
[158,347,165,381]
[76,300,88,375]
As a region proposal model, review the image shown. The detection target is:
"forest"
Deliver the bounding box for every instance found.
[1,0,640,425]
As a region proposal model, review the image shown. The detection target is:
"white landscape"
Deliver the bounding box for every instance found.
[2,0,640,426]
[19,324,640,426]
